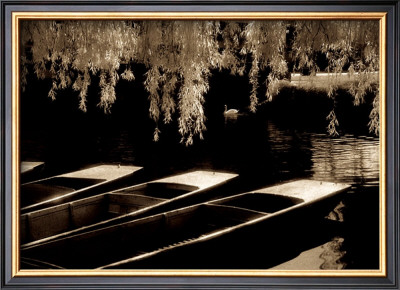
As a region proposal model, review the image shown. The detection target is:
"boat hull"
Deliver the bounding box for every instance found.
[21,171,238,245]
[21,179,351,269]
[21,164,143,214]
[106,193,346,269]
[22,204,263,269]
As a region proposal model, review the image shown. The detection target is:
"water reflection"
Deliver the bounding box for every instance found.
[308,134,379,185]
[263,120,379,186]
[97,116,380,190]
[223,116,380,270]
[320,237,347,270]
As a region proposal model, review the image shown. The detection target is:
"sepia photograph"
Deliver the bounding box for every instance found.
[1,0,399,288]
[15,16,384,273]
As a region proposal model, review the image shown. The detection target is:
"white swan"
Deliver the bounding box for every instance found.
[224,105,239,116]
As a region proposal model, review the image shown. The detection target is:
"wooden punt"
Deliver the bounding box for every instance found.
[20,170,238,244]
[21,180,350,269]
[21,161,44,175]
[20,164,143,214]
[21,161,45,183]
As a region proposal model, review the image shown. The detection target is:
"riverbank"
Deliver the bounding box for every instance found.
[289,71,379,91]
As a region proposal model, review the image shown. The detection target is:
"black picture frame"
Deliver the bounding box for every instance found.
[1,1,399,289]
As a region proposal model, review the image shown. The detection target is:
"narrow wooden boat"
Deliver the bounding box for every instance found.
[21,180,350,269]
[21,161,45,183]
[19,161,44,183]
[20,170,238,244]
[21,161,44,175]
[20,164,143,214]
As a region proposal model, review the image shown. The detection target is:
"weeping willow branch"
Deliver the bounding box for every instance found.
[21,19,380,144]
[292,20,379,135]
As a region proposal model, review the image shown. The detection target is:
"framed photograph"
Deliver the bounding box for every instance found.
[1,1,399,289]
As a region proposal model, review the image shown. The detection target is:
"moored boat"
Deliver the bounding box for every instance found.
[21,161,45,175]
[21,179,351,269]
[20,170,238,244]
[21,161,45,183]
[20,164,143,214]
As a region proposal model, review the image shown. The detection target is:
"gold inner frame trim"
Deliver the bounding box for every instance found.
[12,11,386,20]
[12,11,387,278]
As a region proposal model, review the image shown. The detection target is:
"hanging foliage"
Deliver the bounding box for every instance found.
[20,19,380,144]
[292,20,380,134]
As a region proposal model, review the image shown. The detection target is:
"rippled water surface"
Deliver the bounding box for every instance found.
[262,121,379,269]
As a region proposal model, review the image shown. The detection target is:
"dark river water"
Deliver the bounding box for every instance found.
[21,104,380,270]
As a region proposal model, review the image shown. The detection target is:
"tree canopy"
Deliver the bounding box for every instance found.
[20,19,380,145]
